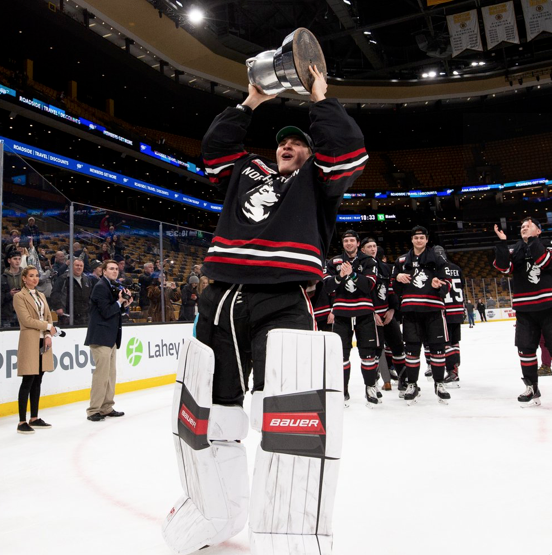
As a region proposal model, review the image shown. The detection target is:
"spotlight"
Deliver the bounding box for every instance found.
[428,71,437,78]
[188,7,204,24]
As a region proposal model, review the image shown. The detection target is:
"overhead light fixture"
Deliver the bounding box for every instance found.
[453,70,459,75]
[176,0,183,6]
[422,73,429,78]
[428,71,437,78]
[369,39,377,44]
[343,0,352,5]
[479,61,486,66]
[188,7,204,24]
[471,61,478,67]
[363,31,372,35]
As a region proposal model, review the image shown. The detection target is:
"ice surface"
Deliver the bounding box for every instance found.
[1,320,551,555]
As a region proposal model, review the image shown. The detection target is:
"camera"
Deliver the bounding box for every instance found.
[110,280,139,302]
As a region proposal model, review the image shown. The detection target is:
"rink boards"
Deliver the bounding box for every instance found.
[0,323,194,417]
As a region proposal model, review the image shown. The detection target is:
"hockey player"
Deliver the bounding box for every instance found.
[392,226,452,405]
[325,230,378,405]
[164,65,368,554]
[434,245,465,387]
[360,238,407,394]
[493,218,552,407]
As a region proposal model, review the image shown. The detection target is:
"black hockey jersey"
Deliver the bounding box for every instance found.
[312,279,333,325]
[324,252,376,317]
[493,237,552,312]
[371,258,399,316]
[392,248,450,312]
[201,99,368,285]
[442,260,465,323]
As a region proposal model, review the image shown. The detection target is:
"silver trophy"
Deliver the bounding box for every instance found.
[246,28,327,96]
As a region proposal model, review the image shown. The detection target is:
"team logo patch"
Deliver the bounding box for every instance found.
[412,269,429,289]
[241,182,281,223]
[527,262,541,284]
[345,279,357,293]
[378,284,387,300]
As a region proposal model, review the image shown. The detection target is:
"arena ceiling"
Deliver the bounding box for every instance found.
[148,0,552,82]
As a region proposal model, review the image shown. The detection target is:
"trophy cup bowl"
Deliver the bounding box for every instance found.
[246,28,327,96]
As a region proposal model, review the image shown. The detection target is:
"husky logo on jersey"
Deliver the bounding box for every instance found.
[412,269,429,289]
[358,264,363,273]
[241,182,280,223]
[527,262,541,284]
[252,158,277,175]
[378,284,387,300]
[345,279,357,293]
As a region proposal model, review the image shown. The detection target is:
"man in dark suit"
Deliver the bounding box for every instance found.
[85,259,133,422]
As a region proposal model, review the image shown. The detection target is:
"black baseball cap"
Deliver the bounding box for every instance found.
[275,126,314,150]
[411,225,429,237]
[342,229,360,241]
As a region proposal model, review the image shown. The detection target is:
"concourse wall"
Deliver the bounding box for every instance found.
[0,323,194,417]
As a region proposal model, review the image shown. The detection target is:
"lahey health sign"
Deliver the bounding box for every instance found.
[0,324,193,407]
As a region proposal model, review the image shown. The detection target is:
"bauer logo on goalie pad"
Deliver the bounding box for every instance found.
[263,412,326,434]
[176,386,211,450]
[261,390,332,459]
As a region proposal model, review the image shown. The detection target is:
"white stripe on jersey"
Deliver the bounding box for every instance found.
[207,245,322,267]
[205,162,234,175]
[315,154,369,173]
[514,291,552,303]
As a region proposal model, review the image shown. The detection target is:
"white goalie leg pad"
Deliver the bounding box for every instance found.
[162,337,249,554]
[250,391,265,433]
[249,329,344,555]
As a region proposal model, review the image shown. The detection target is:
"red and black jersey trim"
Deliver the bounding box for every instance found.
[512,288,552,308]
[493,260,513,274]
[203,150,248,184]
[314,147,368,183]
[332,296,374,313]
[445,303,464,316]
[401,294,445,310]
[204,235,324,278]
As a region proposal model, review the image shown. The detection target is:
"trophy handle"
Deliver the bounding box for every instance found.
[246,58,255,69]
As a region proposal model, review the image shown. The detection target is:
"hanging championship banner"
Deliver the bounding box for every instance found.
[447,9,483,57]
[482,2,520,49]
[521,0,552,41]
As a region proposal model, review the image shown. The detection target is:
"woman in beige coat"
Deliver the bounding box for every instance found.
[13,265,57,434]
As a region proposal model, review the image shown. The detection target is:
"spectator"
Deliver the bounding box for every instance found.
[21,217,41,247]
[99,242,112,262]
[89,260,103,288]
[115,256,133,287]
[36,255,54,300]
[1,250,23,327]
[112,234,125,258]
[124,255,135,274]
[148,279,180,322]
[73,242,91,273]
[153,259,162,276]
[188,264,203,280]
[197,275,210,297]
[99,214,110,238]
[13,265,56,434]
[138,262,154,310]
[51,251,68,279]
[487,296,496,309]
[104,236,115,256]
[50,258,92,326]
[477,298,487,322]
[179,275,199,322]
